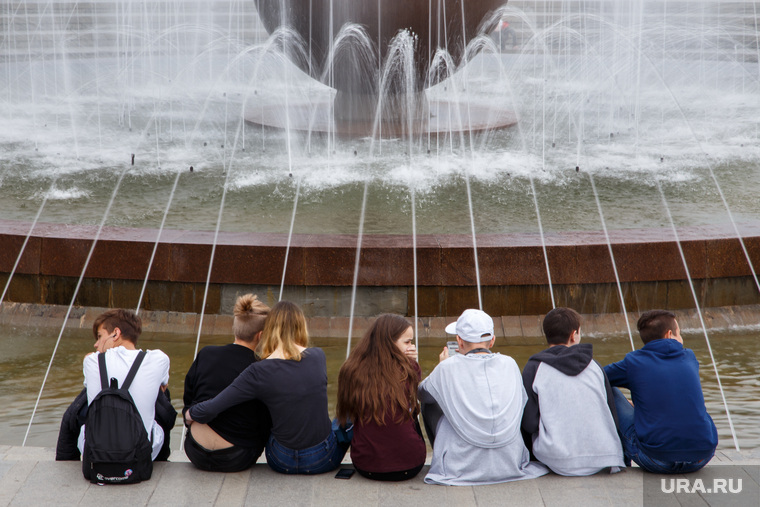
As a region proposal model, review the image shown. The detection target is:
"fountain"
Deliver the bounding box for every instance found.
[0,0,759,323]
[1,0,759,454]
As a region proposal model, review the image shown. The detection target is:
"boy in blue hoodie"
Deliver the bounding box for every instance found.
[604,310,718,473]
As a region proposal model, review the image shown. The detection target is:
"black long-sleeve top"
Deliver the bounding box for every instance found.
[183,343,272,449]
[189,348,331,450]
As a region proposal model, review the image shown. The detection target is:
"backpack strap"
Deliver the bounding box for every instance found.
[121,350,147,391]
[98,352,109,390]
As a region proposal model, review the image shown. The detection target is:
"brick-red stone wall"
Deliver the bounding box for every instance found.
[1,220,759,316]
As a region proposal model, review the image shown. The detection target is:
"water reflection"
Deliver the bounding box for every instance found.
[1,325,757,451]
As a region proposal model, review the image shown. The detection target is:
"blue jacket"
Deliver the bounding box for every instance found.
[603,339,718,461]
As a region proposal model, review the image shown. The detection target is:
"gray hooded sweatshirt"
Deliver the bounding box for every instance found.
[521,343,624,476]
[419,353,549,485]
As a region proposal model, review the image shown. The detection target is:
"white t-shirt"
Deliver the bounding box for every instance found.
[78,346,170,460]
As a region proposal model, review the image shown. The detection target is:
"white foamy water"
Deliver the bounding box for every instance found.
[40,187,89,201]
[0,1,757,235]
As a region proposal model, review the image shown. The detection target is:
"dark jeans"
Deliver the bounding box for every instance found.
[264,425,348,475]
[184,429,263,473]
[612,387,713,474]
[420,399,444,448]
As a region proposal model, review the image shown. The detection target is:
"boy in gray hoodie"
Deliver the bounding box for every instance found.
[521,307,624,476]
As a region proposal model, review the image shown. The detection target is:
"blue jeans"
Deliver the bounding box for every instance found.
[612,387,712,474]
[264,422,348,475]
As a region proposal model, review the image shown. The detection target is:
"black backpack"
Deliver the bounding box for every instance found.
[82,350,153,484]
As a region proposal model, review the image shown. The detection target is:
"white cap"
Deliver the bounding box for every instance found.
[445,309,495,343]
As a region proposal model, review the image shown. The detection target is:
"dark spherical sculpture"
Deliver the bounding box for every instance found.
[251,0,511,134]
[255,0,505,89]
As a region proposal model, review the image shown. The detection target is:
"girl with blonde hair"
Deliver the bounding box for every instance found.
[186,301,347,474]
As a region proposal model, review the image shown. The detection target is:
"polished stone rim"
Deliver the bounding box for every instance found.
[2,218,759,316]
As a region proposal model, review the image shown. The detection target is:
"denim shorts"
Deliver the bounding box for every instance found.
[265,429,347,475]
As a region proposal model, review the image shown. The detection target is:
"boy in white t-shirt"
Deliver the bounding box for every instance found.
[76,309,171,461]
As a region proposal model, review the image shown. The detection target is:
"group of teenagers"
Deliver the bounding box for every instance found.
[56,295,718,486]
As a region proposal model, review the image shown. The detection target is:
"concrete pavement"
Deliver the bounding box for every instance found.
[1,446,758,506]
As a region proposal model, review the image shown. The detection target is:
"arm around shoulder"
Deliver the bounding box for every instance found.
[189,360,261,424]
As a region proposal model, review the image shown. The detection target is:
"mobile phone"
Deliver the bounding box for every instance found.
[335,468,355,479]
[447,341,459,356]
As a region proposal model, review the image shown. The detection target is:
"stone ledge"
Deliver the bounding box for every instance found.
[2,301,759,342]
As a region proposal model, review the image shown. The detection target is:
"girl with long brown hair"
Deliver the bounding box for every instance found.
[337,313,427,480]
[186,301,347,474]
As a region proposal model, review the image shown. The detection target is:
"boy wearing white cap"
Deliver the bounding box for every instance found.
[418,309,549,486]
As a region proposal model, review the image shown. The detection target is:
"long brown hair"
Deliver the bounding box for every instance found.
[336,314,419,426]
[258,301,309,360]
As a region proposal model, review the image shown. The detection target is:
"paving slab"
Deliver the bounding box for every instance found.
[10,461,88,506]
[215,469,254,505]
[148,461,227,506]
[0,461,35,506]
[80,465,163,507]
[242,469,319,506]
[533,470,641,507]
[471,479,543,506]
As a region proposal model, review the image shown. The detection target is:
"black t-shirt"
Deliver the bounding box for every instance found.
[189,348,331,450]
[183,343,272,449]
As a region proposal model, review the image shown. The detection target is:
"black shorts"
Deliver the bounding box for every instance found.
[184,429,264,473]
[354,463,424,482]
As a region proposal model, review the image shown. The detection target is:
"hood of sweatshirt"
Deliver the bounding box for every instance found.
[641,338,685,357]
[420,353,526,448]
[528,343,594,376]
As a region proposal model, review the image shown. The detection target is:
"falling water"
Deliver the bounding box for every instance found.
[656,180,740,451]
[587,172,635,349]
[135,168,183,314]
[23,165,131,445]
[0,177,55,305]
[280,175,302,301]
[345,180,369,359]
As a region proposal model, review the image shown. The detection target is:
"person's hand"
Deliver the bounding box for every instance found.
[405,344,418,361]
[439,346,450,363]
[96,332,117,353]
[184,410,194,426]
